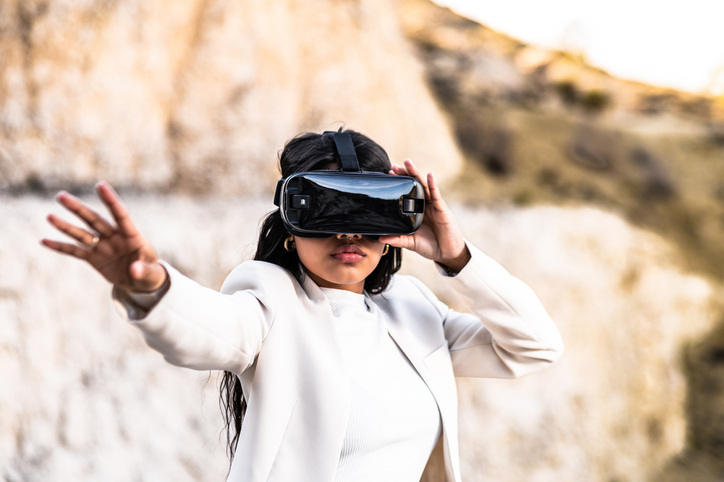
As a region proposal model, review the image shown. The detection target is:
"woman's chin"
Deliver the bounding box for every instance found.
[305,267,370,292]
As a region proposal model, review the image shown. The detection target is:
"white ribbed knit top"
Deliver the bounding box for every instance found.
[320,288,442,482]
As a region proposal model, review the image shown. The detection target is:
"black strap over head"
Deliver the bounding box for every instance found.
[323,130,360,172]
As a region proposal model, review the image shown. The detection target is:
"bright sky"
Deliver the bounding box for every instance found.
[433,0,724,95]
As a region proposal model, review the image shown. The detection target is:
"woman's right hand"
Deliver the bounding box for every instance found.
[41,182,167,293]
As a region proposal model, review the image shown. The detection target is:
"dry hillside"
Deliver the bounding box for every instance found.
[397,0,724,478]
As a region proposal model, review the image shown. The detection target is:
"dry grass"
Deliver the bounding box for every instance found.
[444,106,724,282]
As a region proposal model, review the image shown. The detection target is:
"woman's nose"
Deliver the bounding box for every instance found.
[336,233,362,241]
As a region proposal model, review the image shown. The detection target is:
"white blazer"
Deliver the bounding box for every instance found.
[117,242,564,482]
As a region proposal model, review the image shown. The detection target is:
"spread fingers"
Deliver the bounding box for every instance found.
[47,214,101,246]
[55,191,115,237]
[40,238,90,260]
[95,182,139,237]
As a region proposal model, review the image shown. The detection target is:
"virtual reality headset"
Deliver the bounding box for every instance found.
[273,131,425,239]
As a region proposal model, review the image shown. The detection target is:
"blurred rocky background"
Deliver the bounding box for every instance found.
[2,0,724,480]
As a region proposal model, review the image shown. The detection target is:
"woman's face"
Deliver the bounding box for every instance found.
[294,233,386,294]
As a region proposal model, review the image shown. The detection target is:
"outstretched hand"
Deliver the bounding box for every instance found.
[379,159,471,273]
[41,182,167,293]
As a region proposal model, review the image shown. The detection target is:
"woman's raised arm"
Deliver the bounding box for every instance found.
[41,182,167,293]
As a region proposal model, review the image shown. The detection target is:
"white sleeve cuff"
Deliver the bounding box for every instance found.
[434,261,461,278]
[112,270,170,320]
[126,287,167,309]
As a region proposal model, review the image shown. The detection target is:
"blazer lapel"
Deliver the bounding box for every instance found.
[369,291,461,482]
[368,294,432,391]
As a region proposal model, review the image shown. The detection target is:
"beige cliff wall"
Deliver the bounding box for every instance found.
[0,0,463,194]
[2,196,717,481]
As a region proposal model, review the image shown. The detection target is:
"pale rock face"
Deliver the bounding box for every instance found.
[449,207,714,482]
[0,0,462,194]
[2,196,716,481]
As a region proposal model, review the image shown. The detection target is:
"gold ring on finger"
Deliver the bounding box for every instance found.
[87,235,100,250]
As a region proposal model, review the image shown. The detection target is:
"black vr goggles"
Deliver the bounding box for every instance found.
[273,131,425,239]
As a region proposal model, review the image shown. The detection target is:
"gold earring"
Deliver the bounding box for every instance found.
[382,244,389,256]
[284,235,295,252]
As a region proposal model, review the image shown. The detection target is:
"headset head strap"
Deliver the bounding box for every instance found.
[323,129,360,172]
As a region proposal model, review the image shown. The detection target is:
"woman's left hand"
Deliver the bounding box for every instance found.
[379,159,471,273]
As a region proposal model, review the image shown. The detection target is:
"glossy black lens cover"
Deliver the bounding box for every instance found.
[278,171,425,238]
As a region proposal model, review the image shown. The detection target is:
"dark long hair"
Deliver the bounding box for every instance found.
[220,129,403,464]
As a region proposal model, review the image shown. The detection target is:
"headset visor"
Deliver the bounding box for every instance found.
[274,171,425,238]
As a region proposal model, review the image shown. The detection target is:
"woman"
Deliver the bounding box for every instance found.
[41,129,564,482]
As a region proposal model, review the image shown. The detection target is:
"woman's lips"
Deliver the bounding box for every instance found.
[331,245,365,263]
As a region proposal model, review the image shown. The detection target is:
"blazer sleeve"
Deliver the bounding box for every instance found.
[113,260,292,375]
[412,241,564,379]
